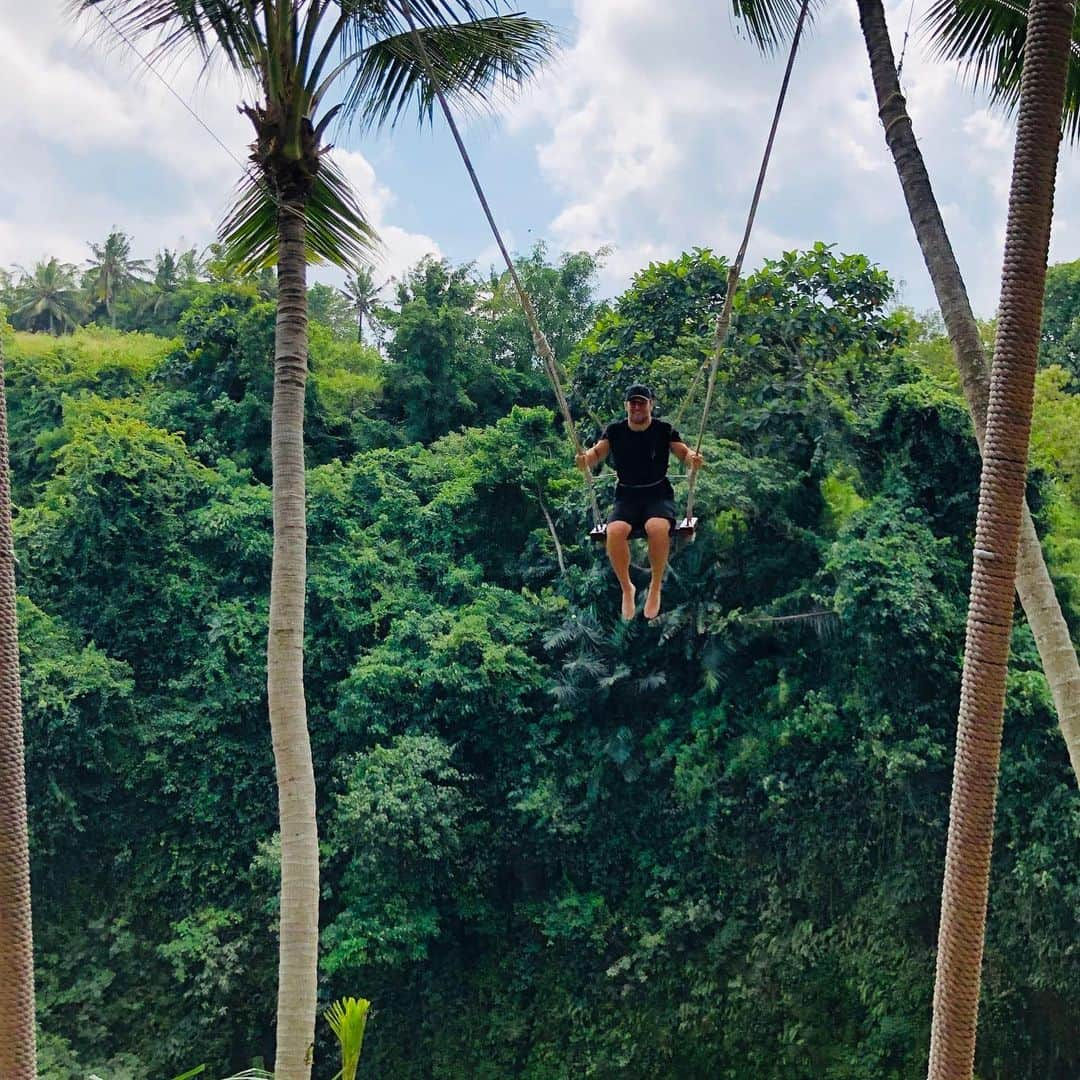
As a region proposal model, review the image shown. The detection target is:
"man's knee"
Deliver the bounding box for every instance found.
[644,517,671,538]
[606,521,632,545]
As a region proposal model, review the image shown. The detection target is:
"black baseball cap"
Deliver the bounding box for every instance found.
[624,384,653,401]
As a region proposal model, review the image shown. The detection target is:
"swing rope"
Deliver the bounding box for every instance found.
[398,0,811,533]
[397,0,603,530]
[682,0,813,528]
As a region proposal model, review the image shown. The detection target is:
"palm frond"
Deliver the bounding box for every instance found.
[603,726,634,766]
[548,678,582,705]
[339,14,557,132]
[542,621,582,652]
[542,611,604,652]
[395,0,501,28]
[563,654,608,681]
[742,607,840,641]
[336,0,500,57]
[219,155,379,272]
[597,663,630,691]
[635,670,668,694]
[730,0,819,55]
[924,0,1080,142]
[70,0,263,72]
[325,996,371,1080]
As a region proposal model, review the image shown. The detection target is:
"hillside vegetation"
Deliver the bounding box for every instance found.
[7,244,1079,1079]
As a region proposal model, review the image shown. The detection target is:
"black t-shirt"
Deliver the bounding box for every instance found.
[600,418,682,496]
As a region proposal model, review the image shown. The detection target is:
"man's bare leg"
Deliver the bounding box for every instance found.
[605,521,636,619]
[643,518,670,619]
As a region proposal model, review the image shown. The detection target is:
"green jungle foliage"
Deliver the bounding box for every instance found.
[6,242,1079,1079]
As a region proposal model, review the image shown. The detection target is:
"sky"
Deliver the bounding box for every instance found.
[3,0,1079,317]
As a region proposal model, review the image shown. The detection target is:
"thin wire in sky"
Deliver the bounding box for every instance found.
[895,0,919,85]
[89,4,306,226]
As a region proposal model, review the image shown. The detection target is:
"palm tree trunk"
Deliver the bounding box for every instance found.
[927,0,1072,1074]
[269,198,319,1080]
[857,0,1080,788]
[0,335,37,1079]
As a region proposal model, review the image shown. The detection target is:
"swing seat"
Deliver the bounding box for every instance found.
[589,522,650,542]
[676,516,698,541]
[589,522,651,542]
[589,519,697,543]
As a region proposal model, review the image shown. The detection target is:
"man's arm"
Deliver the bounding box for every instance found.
[671,441,704,469]
[576,438,610,471]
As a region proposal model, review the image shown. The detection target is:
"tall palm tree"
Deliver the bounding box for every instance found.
[731,0,1080,786]
[736,3,1075,1071]
[0,331,36,1078]
[13,257,82,334]
[85,229,150,328]
[74,4,554,1077]
[854,0,1080,787]
[341,265,384,343]
[924,2,1074,1073]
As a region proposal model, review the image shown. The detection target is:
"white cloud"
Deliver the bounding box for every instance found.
[503,0,1080,314]
[1,0,437,289]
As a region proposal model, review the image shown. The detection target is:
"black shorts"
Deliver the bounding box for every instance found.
[608,493,677,534]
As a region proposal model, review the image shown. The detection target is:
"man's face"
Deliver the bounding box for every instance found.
[626,395,653,424]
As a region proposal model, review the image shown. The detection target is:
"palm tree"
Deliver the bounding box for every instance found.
[131,248,183,323]
[13,257,82,334]
[0,331,36,1078]
[924,2,1074,1073]
[74,4,554,1077]
[154,248,182,294]
[855,0,1080,788]
[85,229,150,328]
[731,0,1080,787]
[341,265,384,343]
[176,245,205,284]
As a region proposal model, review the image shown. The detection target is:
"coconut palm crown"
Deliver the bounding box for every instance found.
[75,1,555,270]
[13,258,82,335]
[85,229,149,327]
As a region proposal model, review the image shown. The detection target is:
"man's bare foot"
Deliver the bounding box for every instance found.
[644,584,662,620]
[620,584,637,621]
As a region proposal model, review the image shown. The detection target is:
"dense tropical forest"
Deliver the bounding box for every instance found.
[2,235,1078,1078]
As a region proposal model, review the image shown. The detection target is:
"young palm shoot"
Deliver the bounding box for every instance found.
[325,997,371,1080]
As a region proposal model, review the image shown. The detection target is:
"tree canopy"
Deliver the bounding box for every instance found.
[6,241,1079,1078]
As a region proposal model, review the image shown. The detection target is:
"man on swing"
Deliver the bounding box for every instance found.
[577,385,704,620]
